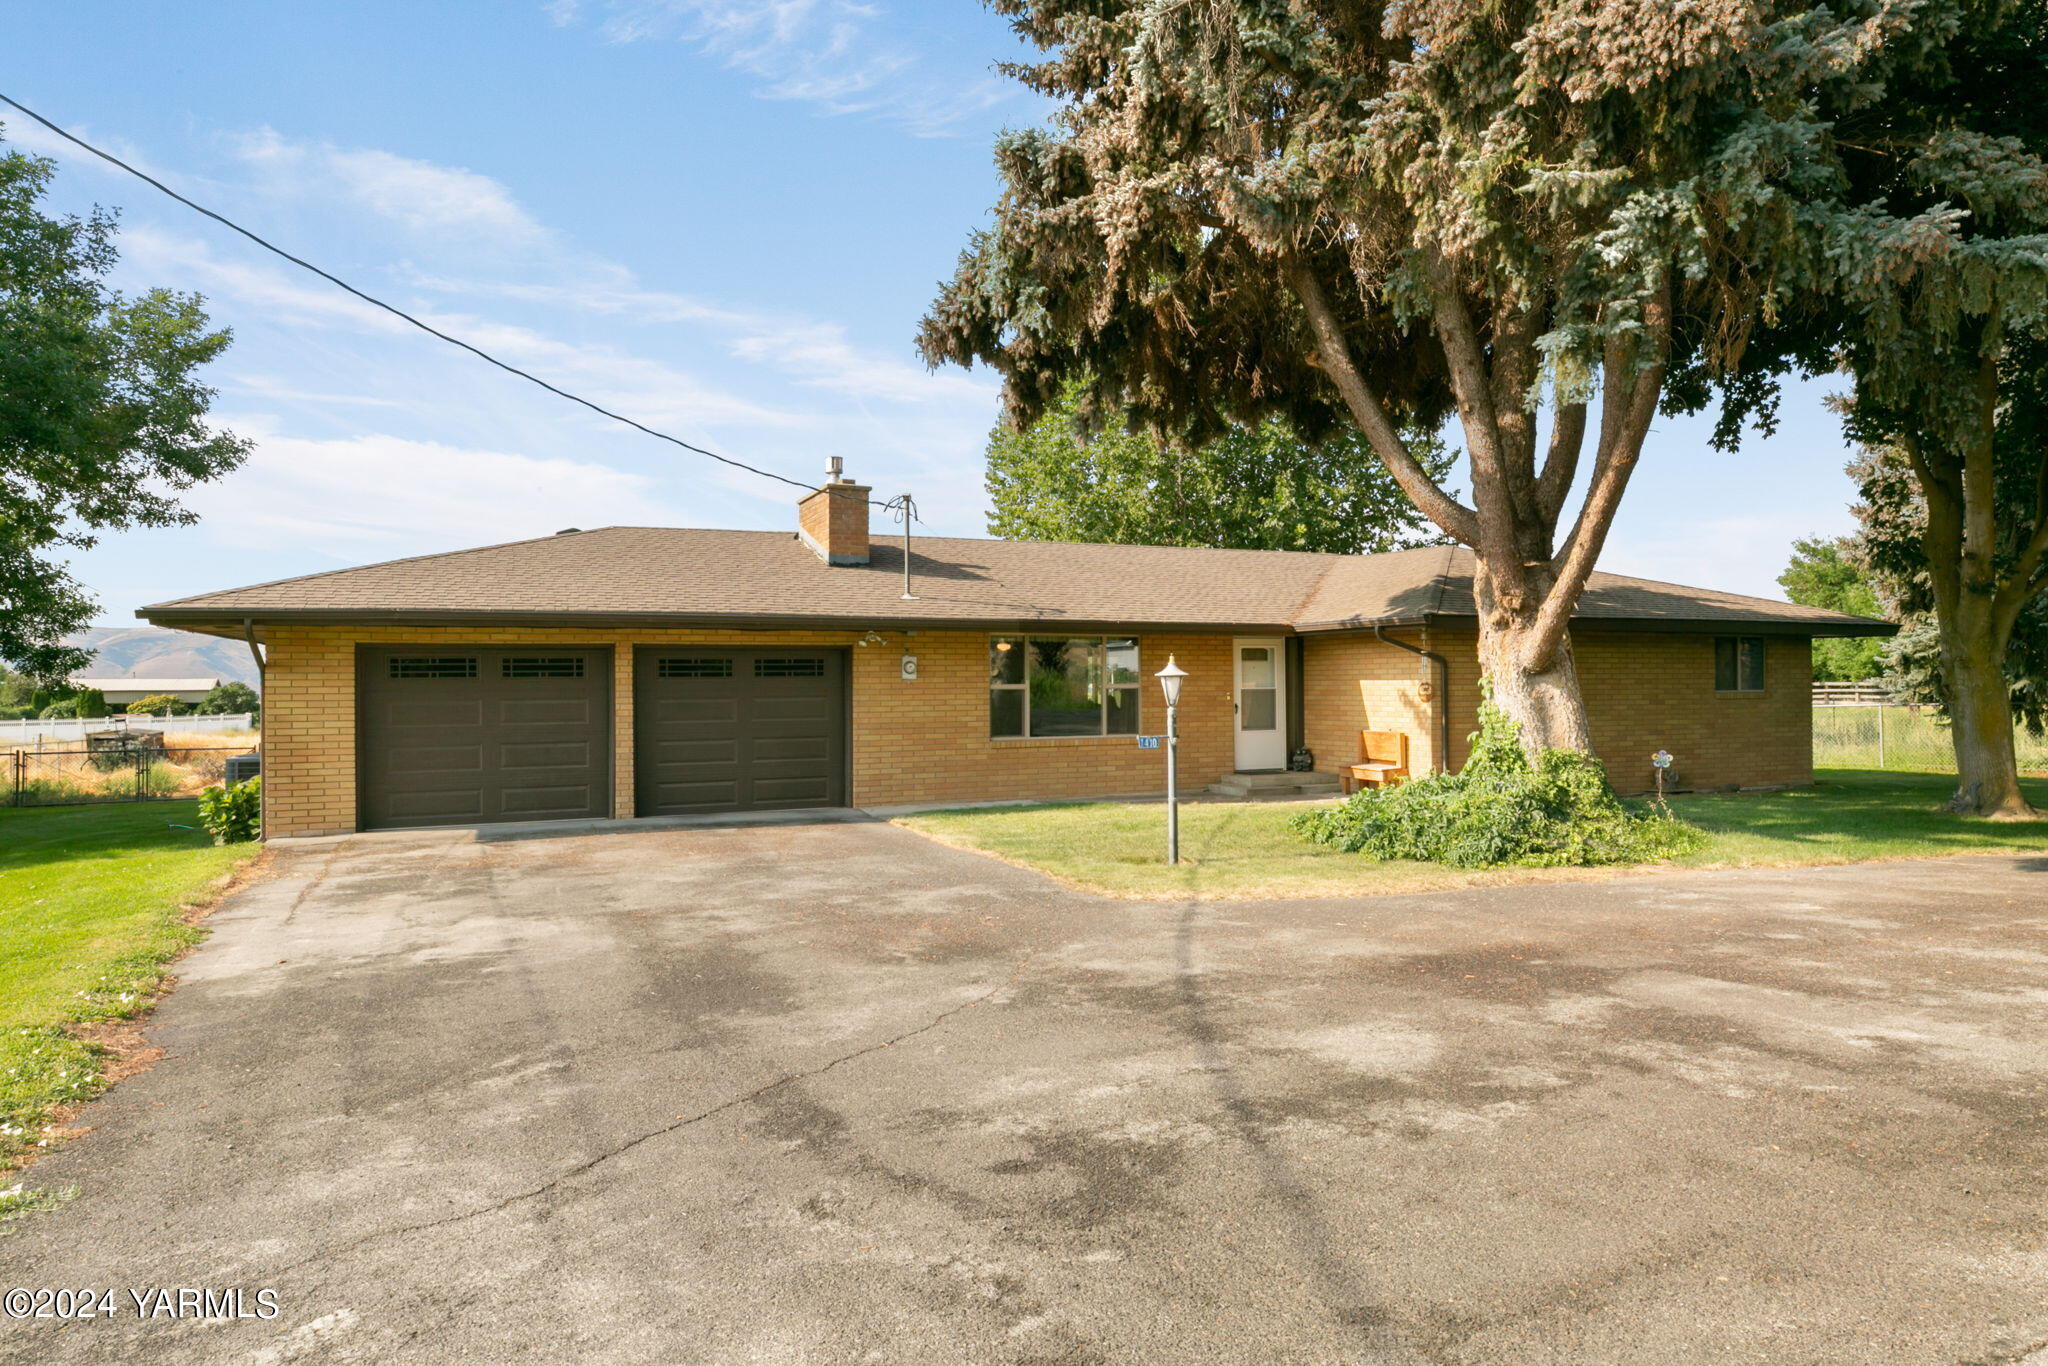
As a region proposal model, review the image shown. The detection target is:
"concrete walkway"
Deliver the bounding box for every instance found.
[2,822,2045,1364]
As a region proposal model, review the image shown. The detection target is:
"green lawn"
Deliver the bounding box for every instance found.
[894,769,2048,900]
[0,801,258,1171]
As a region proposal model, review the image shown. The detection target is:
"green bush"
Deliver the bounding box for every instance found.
[197,776,261,844]
[38,698,80,719]
[1292,691,1704,868]
[197,680,259,719]
[125,693,190,716]
[74,687,108,719]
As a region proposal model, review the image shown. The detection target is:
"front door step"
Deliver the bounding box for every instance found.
[1204,771,1342,799]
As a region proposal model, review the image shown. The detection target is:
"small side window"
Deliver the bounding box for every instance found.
[1714,637,1765,693]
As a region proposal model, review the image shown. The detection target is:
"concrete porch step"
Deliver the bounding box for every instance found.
[1204,771,1343,800]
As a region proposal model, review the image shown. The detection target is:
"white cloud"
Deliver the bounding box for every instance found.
[185,427,684,557]
[0,108,169,178]
[548,0,1022,135]
[412,272,996,406]
[116,227,823,432]
[119,226,409,332]
[231,128,553,249]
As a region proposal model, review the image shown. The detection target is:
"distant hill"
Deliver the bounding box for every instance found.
[65,627,260,686]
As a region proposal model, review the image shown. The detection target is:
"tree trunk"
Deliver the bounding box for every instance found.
[1473,559,1596,755]
[1937,602,2040,819]
[1899,352,2042,821]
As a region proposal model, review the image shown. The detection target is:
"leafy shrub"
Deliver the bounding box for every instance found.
[198,776,261,844]
[125,693,190,716]
[1292,692,1703,868]
[197,680,259,718]
[74,687,108,719]
[38,697,80,719]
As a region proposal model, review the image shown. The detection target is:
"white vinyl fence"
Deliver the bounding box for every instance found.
[0,713,256,744]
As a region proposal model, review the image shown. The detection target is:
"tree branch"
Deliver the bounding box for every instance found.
[1284,260,1480,545]
[1424,250,1527,597]
[1901,432,1965,617]
[1535,399,1588,532]
[1526,282,1673,671]
[1992,490,2048,642]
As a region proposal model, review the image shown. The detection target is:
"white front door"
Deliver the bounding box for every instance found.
[1233,638,1287,771]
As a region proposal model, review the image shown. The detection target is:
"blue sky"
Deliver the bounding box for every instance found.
[12,0,1863,624]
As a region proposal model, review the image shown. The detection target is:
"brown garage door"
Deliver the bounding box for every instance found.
[635,647,847,815]
[358,647,612,830]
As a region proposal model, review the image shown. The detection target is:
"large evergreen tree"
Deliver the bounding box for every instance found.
[986,385,1451,553]
[0,131,248,681]
[1814,1,2048,816]
[922,0,1951,756]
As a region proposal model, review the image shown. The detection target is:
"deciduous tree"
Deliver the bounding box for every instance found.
[0,132,248,682]
[1778,536,1888,681]
[986,384,1450,553]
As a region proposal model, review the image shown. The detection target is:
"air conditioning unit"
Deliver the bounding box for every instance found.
[225,752,262,786]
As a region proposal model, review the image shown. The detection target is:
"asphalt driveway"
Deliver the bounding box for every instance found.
[2,819,2045,1365]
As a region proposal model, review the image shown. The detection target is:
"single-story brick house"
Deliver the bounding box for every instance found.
[139,472,1893,838]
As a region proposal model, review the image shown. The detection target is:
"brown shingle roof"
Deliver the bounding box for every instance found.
[139,526,1894,637]
[1293,545,1893,635]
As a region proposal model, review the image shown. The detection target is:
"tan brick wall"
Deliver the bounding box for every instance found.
[1428,628,1813,793]
[259,624,1237,837]
[1300,632,1440,777]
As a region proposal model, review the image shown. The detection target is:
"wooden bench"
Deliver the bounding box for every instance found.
[1339,729,1410,794]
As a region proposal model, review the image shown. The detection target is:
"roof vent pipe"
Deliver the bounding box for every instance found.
[895,493,918,601]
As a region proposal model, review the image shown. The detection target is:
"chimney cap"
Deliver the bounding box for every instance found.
[826,455,845,483]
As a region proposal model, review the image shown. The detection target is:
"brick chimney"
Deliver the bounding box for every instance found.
[797,457,871,565]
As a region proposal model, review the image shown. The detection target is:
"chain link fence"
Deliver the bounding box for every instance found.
[8,743,253,807]
[1813,706,2048,774]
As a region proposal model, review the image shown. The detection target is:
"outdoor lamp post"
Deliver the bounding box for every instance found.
[1155,656,1188,864]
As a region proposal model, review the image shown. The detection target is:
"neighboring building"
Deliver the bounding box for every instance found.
[139,470,1893,839]
[68,677,222,708]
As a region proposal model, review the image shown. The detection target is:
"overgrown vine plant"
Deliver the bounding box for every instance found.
[922,0,1955,754]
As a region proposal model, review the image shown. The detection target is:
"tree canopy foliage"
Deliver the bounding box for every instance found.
[0,132,248,682]
[923,0,1962,753]
[985,385,1451,554]
[198,680,259,717]
[1778,536,1888,681]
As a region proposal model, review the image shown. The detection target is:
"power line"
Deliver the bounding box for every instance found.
[0,91,908,512]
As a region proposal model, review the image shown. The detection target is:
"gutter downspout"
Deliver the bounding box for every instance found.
[244,619,265,840]
[1374,623,1450,774]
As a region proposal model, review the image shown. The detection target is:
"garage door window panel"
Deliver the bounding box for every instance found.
[388,656,477,679]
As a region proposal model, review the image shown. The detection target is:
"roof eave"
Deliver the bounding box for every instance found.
[138,606,1302,637]
[1292,612,1897,638]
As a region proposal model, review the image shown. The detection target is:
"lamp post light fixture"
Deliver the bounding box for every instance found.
[1155,655,1189,864]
